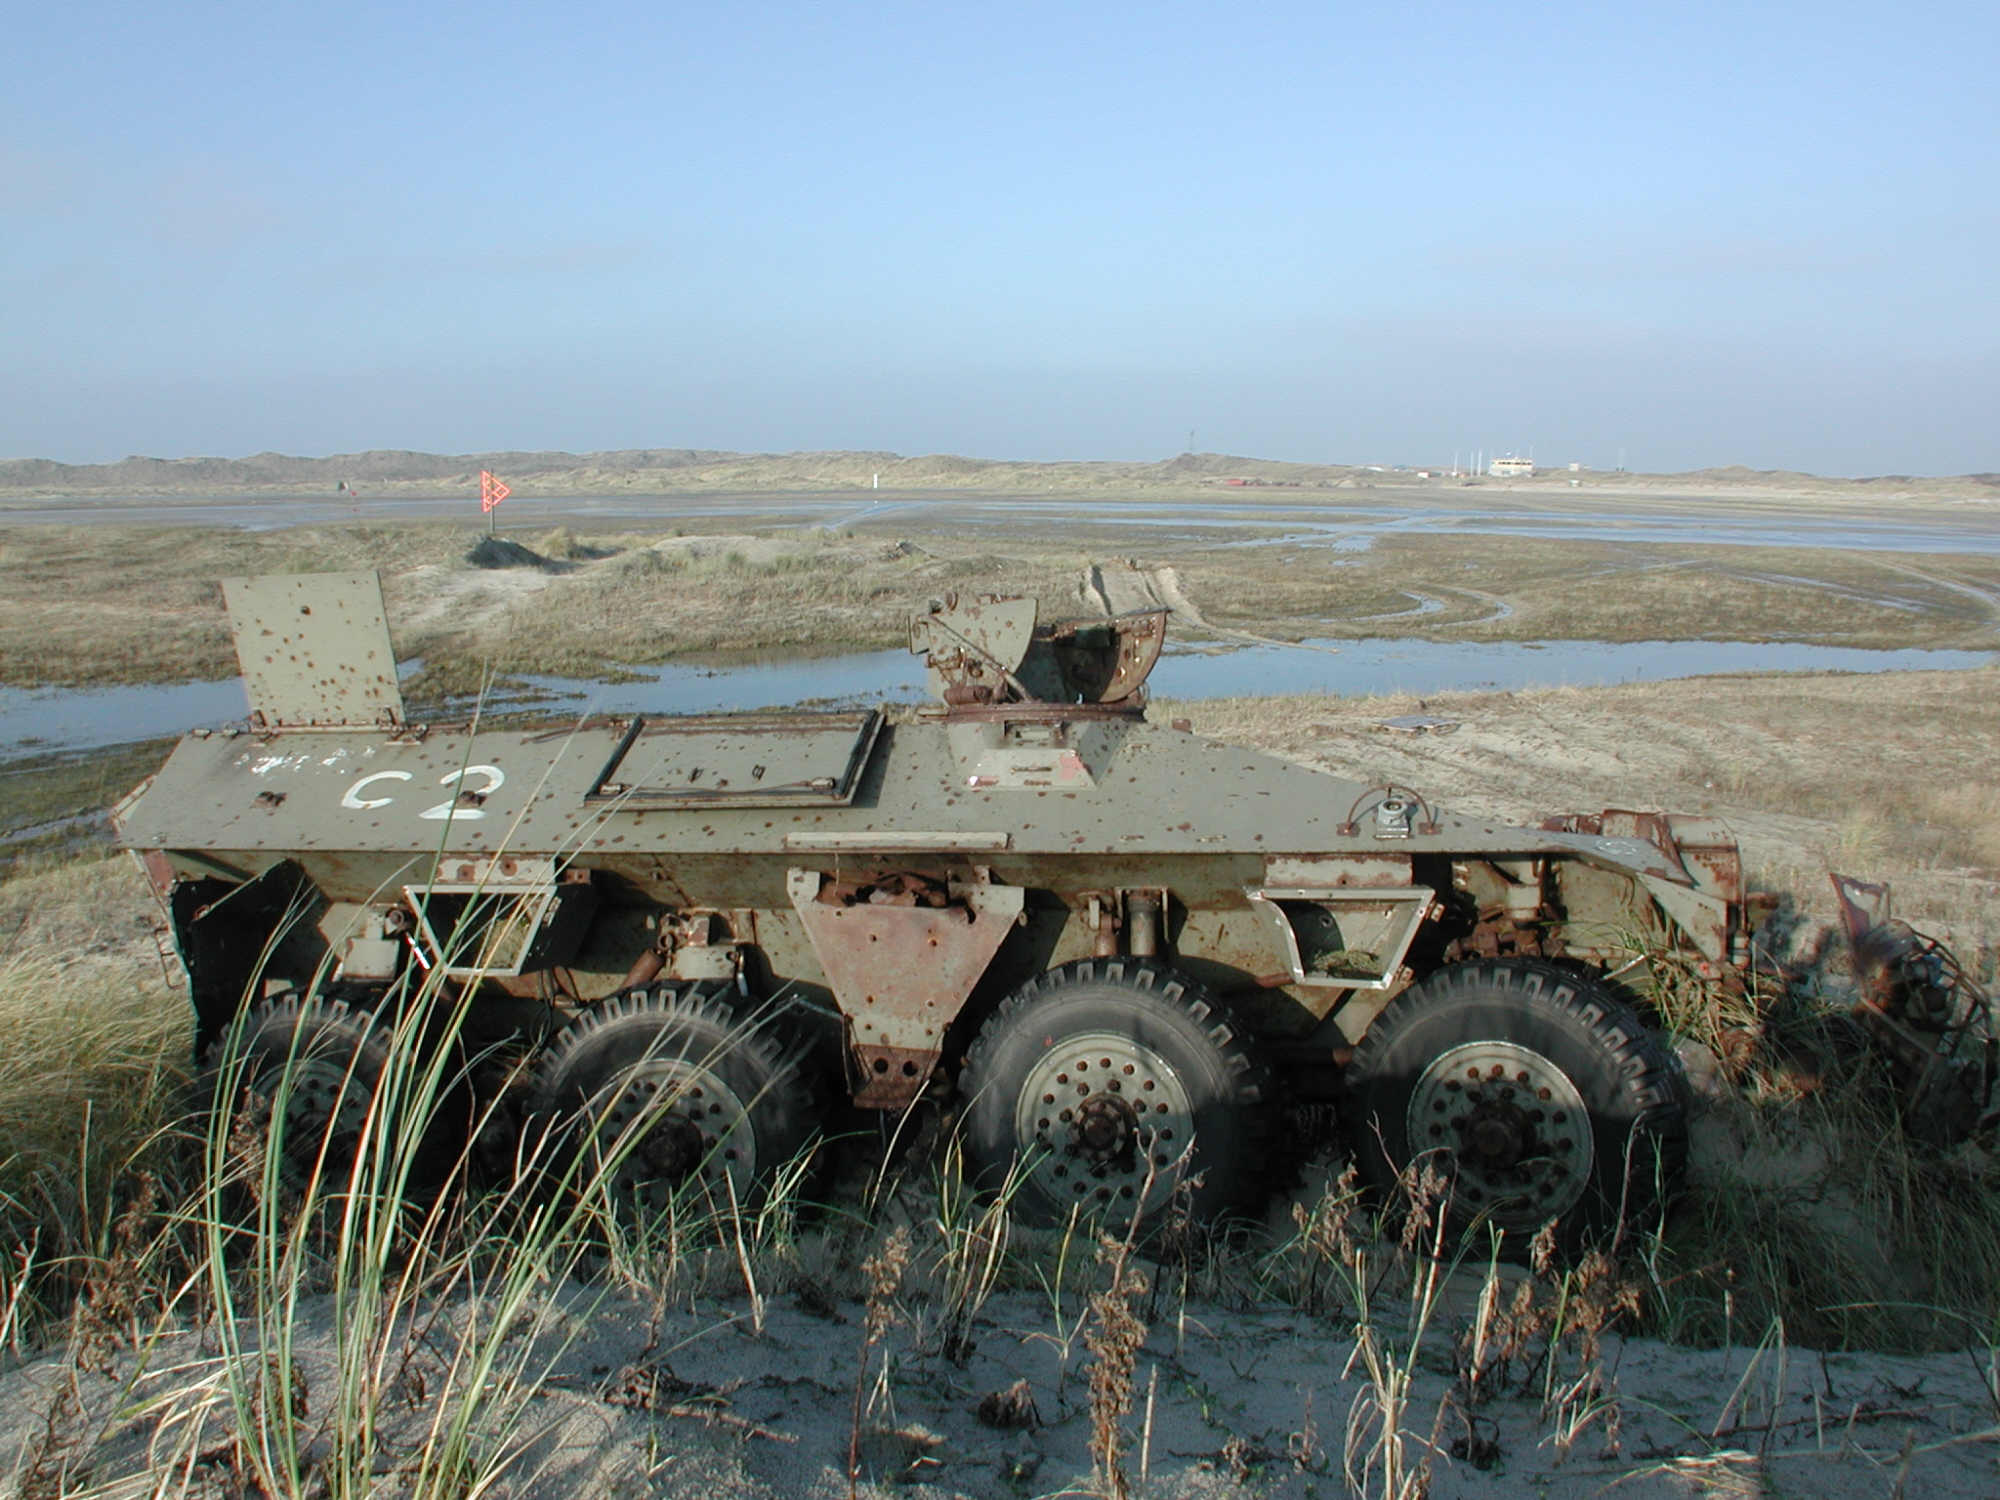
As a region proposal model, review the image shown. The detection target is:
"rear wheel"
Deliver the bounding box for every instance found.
[529,986,815,1216]
[959,959,1273,1229]
[1347,958,1688,1249]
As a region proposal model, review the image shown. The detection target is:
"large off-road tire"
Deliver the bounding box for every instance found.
[529,985,816,1216]
[959,958,1274,1229]
[205,994,464,1196]
[1347,958,1688,1249]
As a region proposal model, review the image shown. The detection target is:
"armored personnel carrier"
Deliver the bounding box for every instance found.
[112,572,1838,1241]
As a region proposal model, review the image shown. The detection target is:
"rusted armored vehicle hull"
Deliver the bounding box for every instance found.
[119,574,1761,1241]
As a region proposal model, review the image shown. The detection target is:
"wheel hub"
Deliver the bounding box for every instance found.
[1463,1103,1528,1168]
[1071,1093,1139,1164]
[265,1056,376,1183]
[1013,1029,1195,1213]
[596,1058,757,1206]
[1405,1040,1593,1232]
[631,1113,707,1180]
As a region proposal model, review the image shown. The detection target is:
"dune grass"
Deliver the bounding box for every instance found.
[0,858,187,1353]
[11,967,1994,1499]
[5,853,2000,1338]
[4,919,2000,1496]
[0,868,841,1496]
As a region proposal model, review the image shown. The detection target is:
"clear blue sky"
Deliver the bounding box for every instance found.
[4,1,1994,475]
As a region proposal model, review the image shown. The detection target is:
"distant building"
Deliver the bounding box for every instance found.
[1489,455,1534,478]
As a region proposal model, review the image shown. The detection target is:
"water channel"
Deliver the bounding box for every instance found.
[6,486,1995,758]
[4,637,1990,760]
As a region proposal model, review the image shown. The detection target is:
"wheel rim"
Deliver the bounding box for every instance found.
[281,1058,374,1134]
[1011,1029,1197,1215]
[586,1054,759,1210]
[1405,1040,1593,1232]
[253,1052,377,1185]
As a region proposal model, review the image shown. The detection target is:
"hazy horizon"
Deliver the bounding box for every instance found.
[4,442,1994,485]
[7,2,1994,477]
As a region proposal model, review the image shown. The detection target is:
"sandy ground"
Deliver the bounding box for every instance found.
[6,1281,1996,1499]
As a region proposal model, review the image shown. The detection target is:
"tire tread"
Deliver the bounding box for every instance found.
[961,958,1275,1224]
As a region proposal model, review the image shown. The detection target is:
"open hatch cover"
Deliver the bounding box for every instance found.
[584,709,883,809]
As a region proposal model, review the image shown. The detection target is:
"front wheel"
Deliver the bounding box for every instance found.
[959,959,1273,1229]
[204,994,466,1197]
[1347,958,1688,1249]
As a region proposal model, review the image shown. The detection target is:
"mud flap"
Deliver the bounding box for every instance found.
[171,860,323,1057]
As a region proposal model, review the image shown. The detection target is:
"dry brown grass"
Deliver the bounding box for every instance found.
[0,857,187,1346]
[1167,534,2000,649]
[438,534,1095,676]
[0,524,468,684]
[5,514,1997,690]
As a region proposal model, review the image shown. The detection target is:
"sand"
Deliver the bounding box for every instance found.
[7,1278,1996,1498]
